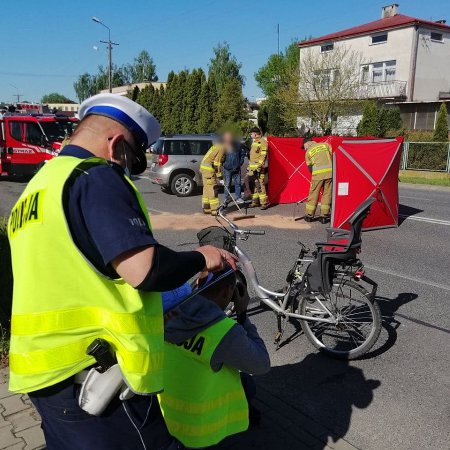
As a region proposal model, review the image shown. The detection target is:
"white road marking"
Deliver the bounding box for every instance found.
[399,214,450,226]
[366,264,450,292]
[148,207,166,214]
[400,195,432,201]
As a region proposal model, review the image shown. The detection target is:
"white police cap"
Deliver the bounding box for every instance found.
[79,93,161,149]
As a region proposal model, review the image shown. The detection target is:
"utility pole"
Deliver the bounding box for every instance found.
[9,84,23,103]
[92,17,119,93]
[277,24,280,57]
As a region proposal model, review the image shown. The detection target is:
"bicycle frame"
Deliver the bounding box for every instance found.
[216,208,338,325]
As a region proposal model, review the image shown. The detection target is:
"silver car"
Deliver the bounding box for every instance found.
[149,134,216,196]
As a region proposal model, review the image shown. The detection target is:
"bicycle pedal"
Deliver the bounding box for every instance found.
[274,331,282,344]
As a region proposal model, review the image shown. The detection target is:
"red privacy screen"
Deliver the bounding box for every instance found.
[331,138,403,230]
[267,136,310,204]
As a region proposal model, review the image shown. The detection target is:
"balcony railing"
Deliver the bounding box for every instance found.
[359,80,407,99]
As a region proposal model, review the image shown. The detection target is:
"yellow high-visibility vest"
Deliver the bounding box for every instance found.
[8,156,164,394]
[158,317,249,448]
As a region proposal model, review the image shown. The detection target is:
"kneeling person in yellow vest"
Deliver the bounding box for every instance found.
[159,269,270,448]
[200,142,225,214]
[304,141,333,224]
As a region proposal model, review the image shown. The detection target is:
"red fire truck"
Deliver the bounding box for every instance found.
[0,113,78,178]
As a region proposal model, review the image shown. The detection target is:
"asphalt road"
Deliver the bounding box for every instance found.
[1,175,449,450]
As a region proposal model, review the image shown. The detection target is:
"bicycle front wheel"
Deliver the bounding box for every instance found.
[299,279,381,359]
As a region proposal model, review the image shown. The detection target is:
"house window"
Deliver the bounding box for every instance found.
[431,32,443,42]
[313,69,339,90]
[371,33,388,44]
[320,42,334,52]
[385,60,396,81]
[363,60,396,83]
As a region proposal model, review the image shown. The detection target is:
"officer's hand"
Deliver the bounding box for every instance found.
[232,277,250,315]
[195,245,238,271]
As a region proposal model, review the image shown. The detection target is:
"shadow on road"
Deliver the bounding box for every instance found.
[398,204,423,225]
[362,292,418,359]
[234,354,380,449]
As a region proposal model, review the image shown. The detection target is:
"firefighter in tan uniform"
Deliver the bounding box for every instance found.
[247,127,269,209]
[304,141,333,224]
[200,142,225,214]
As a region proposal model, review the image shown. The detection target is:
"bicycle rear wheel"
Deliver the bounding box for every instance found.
[298,279,381,359]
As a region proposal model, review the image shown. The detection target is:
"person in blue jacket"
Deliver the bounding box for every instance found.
[222,131,245,204]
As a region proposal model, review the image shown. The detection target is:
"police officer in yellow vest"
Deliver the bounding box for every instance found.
[7,94,237,450]
[200,140,225,215]
[304,140,333,224]
[159,268,270,448]
[247,127,269,209]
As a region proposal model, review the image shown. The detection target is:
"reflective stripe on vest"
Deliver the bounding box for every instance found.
[200,164,215,172]
[158,318,248,448]
[7,156,164,394]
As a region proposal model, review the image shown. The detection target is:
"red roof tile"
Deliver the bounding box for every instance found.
[299,14,450,47]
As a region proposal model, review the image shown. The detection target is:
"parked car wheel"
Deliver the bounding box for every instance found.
[171,173,196,197]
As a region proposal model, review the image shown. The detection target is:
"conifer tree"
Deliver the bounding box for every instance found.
[357,101,380,136]
[433,102,449,142]
[213,78,246,130]
[182,69,203,133]
[162,72,177,134]
[197,78,213,133]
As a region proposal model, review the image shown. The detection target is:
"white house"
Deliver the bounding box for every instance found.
[298,4,450,134]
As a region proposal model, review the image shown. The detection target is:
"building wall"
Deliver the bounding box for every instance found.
[299,26,415,99]
[413,27,450,101]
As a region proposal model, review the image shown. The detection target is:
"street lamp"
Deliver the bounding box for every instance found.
[91,16,119,93]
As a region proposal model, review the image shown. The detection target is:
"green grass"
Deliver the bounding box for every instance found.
[400,176,450,187]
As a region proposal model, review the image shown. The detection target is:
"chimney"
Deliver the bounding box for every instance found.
[381,4,399,19]
[435,19,447,24]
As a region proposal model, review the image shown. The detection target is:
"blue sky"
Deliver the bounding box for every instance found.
[0,0,448,103]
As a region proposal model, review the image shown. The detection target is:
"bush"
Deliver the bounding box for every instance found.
[407,142,448,171]
[0,218,12,328]
[357,101,380,136]
[433,102,449,142]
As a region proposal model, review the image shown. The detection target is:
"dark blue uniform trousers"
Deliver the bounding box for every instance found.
[29,379,179,450]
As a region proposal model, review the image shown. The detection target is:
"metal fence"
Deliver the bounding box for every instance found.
[401,142,450,172]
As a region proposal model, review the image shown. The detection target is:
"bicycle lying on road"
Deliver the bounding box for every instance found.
[197,197,382,360]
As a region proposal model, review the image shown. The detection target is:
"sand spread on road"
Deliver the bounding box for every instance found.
[150,212,310,230]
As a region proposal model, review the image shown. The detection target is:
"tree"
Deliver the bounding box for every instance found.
[357,101,380,136]
[267,97,287,136]
[126,50,158,83]
[208,42,243,97]
[257,102,269,135]
[433,102,449,142]
[197,78,213,133]
[255,41,300,98]
[379,107,402,136]
[73,73,97,102]
[213,78,246,130]
[182,69,204,134]
[162,71,178,134]
[41,92,74,104]
[137,84,155,115]
[295,45,364,134]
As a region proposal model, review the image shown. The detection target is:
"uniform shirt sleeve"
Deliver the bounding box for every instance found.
[210,319,271,376]
[72,164,157,267]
